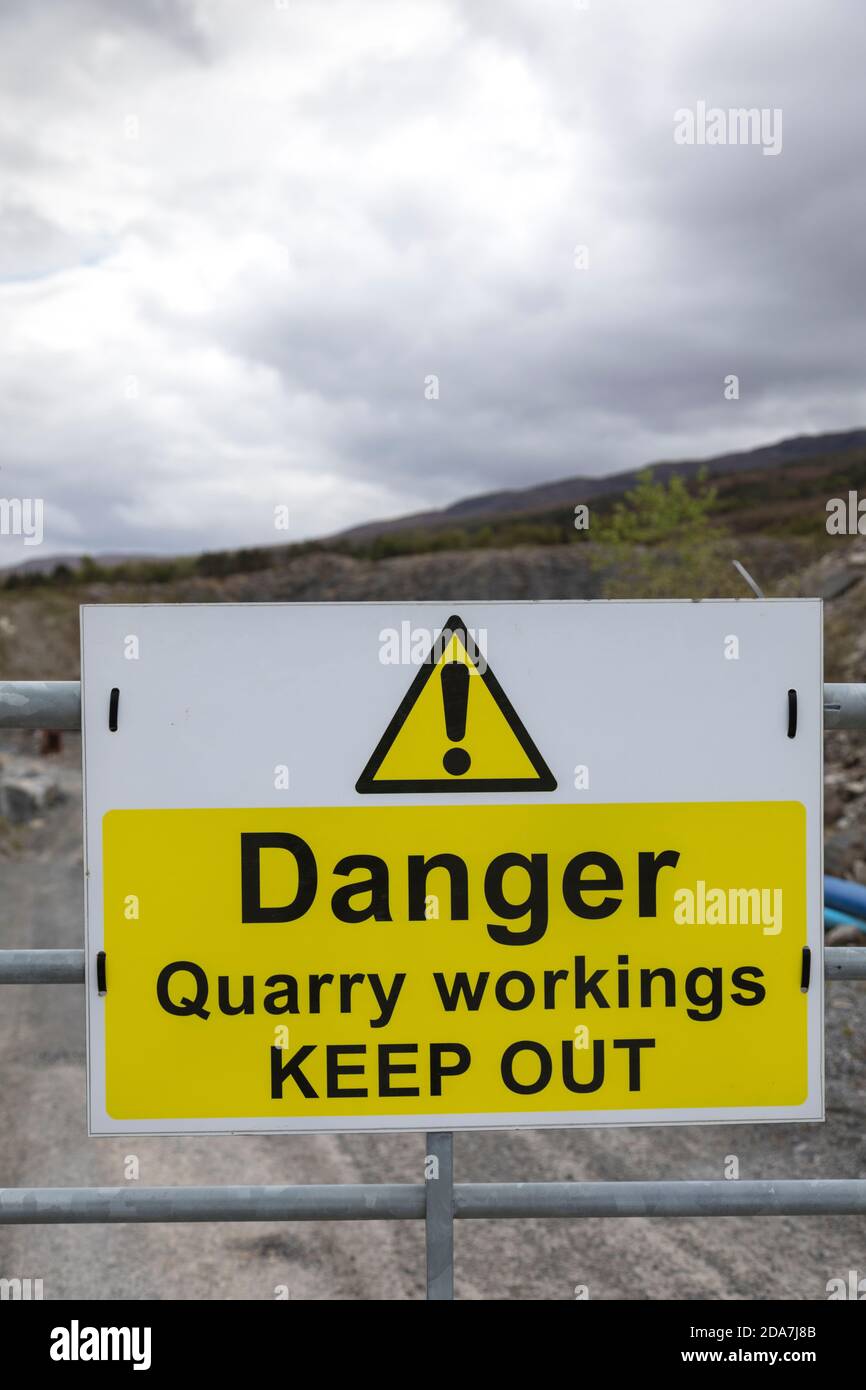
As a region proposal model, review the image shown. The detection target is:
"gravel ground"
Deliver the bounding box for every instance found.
[0,741,863,1302]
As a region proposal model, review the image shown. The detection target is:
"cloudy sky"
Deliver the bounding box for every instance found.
[1,0,864,565]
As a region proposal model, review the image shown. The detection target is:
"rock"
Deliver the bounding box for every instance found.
[820,570,862,601]
[825,924,866,947]
[0,771,63,823]
[824,827,863,877]
[824,789,845,822]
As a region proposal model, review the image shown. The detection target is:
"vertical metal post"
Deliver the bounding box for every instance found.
[425,1131,454,1300]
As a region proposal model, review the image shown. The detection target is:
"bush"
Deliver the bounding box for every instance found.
[593,468,738,598]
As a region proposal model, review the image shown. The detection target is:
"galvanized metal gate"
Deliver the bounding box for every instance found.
[1,679,864,1301]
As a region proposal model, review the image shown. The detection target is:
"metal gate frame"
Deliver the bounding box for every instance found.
[1,679,864,1301]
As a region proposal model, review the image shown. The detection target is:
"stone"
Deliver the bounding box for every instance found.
[0,771,62,824]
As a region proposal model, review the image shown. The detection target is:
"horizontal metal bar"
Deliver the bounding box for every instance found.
[454,1179,866,1219]
[0,1184,425,1224]
[0,949,85,982]
[0,681,81,730]
[824,682,866,730]
[1,1179,864,1225]
[824,945,866,979]
[0,947,863,983]
[1,681,866,732]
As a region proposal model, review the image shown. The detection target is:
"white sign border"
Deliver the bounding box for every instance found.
[81,598,824,1136]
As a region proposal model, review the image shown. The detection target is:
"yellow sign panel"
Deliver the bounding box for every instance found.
[103,800,807,1124]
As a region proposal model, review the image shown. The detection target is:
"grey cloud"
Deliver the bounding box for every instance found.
[0,198,111,280]
[65,0,210,56]
[0,0,864,564]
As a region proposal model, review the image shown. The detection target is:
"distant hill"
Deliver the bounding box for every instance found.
[332,428,866,544]
[3,427,866,580]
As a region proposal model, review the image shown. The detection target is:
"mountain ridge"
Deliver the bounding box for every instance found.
[331,427,866,543]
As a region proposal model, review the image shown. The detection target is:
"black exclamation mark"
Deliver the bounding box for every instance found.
[441,661,471,776]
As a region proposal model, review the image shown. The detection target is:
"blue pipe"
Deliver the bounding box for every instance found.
[824,905,866,933]
[824,874,866,918]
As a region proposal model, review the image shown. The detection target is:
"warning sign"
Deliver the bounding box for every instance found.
[81,600,823,1134]
[101,801,808,1122]
[356,615,556,792]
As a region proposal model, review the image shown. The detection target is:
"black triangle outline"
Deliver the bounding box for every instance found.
[355,614,557,794]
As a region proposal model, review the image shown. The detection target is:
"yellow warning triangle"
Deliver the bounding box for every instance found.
[356,615,556,793]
